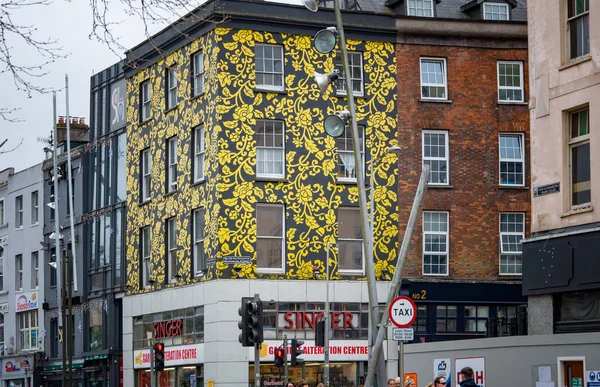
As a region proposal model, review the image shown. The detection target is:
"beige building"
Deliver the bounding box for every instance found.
[523,0,599,337]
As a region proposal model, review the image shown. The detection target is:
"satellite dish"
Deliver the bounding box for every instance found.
[301,0,319,12]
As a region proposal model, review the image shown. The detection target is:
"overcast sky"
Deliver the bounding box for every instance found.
[0,0,304,174]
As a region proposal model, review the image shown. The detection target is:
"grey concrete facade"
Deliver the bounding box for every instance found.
[404,332,600,386]
[0,165,45,385]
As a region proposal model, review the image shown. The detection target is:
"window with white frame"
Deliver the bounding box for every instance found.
[499,134,525,186]
[192,51,205,97]
[31,191,38,225]
[18,310,38,350]
[193,208,205,276]
[422,131,449,185]
[336,126,364,181]
[484,2,509,20]
[465,305,490,332]
[0,247,4,290]
[16,254,23,290]
[194,125,205,183]
[141,226,151,287]
[420,58,447,100]
[256,120,284,178]
[334,51,364,96]
[338,207,363,274]
[408,0,434,16]
[423,211,449,275]
[0,199,4,224]
[167,217,177,283]
[567,0,589,60]
[166,66,178,109]
[256,204,284,272]
[569,108,590,207]
[31,251,39,289]
[141,149,151,201]
[140,80,151,122]
[500,213,524,275]
[497,61,524,102]
[15,196,23,228]
[255,44,284,91]
[167,137,178,192]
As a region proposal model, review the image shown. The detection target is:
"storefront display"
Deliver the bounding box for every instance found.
[136,365,203,387]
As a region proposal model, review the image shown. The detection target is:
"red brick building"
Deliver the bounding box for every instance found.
[393,5,530,341]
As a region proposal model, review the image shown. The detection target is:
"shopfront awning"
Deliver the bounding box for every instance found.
[43,360,85,372]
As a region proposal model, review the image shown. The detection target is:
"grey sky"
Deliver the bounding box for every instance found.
[0,0,305,174]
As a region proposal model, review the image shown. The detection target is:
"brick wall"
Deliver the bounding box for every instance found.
[396,44,530,280]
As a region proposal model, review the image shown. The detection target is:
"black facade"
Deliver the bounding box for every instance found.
[523,224,600,333]
[400,280,527,342]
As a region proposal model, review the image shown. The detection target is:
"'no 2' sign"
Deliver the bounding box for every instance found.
[389,296,417,328]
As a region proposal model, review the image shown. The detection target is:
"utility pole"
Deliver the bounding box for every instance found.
[283,335,288,386]
[253,293,261,387]
[52,92,66,386]
[365,165,429,387]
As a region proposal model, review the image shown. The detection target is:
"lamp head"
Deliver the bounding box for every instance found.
[301,0,319,12]
[314,27,337,54]
[314,69,340,94]
[323,110,351,138]
[386,145,402,153]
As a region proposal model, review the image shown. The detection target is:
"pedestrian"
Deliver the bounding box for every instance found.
[287,383,296,387]
[426,383,434,387]
[405,377,416,387]
[317,384,325,387]
[433,376,447,387]
[395,376,402,386]
[459,367,477,387]
[388,378,397,387]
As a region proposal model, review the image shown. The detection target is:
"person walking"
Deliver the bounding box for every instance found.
[388,379,397,387]
[458,367,477,387]
[433,376,447,387]
[405,377,416,387]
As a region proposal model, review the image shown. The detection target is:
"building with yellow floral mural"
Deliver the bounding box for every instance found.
[122,0,399,385]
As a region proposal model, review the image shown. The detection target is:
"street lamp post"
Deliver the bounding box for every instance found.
[303,0,388,384]
[324,242,337,386]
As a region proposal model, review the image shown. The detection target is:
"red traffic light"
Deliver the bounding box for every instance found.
[156,343,164,352]
[276,348,284,357]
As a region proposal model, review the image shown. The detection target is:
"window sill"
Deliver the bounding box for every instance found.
[559,55,592,71]
[256,269,284,275]
[31,223,40,228]
[255,176,288,183]
[561,204,593,218]
[336,179,359,185]
[339,270,365,276]
[335,92,365,99]
[429,185,453,189]
[15,226,23,231]
[164,105,179,114]
[0,290,8,296]
[255,87,286,95]
[139,199,151,207]
[420,99,452,104]
[138,118,153,127]
[498,185,528,190]
[164,190,178,198]
[0,223,7,229]
[497,101,527,106]
[191,179,207,187]
[190,92,206,102]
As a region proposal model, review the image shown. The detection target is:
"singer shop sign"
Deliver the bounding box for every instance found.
[153,319,183,339]
[279,311,359,330]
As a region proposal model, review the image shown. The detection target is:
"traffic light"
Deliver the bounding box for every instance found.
[154,342,165,371]
[315,319,325,347]
[238,297,263,347]
[291,338,304,367]
[274,346,285,367]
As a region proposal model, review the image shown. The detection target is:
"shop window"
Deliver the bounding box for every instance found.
[415,305,427,332]
[557,357,586,387]
[436,305,457,332]
[496,305,517,335]
[133,306,204,349]
[464,306,489,332]
[555,289,600,333]
[89,309,103,351]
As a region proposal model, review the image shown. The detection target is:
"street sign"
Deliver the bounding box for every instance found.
[392,328,414,341]
[587,371,600,387]
[389,296,417,328]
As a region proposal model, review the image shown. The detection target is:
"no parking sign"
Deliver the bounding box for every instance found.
[587,371,600,387]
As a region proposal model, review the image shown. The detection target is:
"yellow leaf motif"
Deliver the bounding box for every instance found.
[223,42,238,50]
[218,228,231,243]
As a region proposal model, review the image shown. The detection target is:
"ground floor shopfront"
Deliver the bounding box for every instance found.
[123,279,399,387]
[1,355,34,387]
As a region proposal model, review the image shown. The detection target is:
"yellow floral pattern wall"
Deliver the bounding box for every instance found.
[126,26,398,294]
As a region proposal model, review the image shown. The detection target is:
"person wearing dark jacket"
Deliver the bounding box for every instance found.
[459,367,478,387]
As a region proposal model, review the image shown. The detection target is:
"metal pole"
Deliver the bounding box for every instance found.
[150,344,156,387]
[255,342,261,387]
[324,242,335,387]
[61,245,67,386]
[64,75,78,294]
[399,341,404,383]
[67,251,73,386]
[52,92,65,384]
[365,166,429,387]
[283,335,288,386]
[331,0,386,384]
